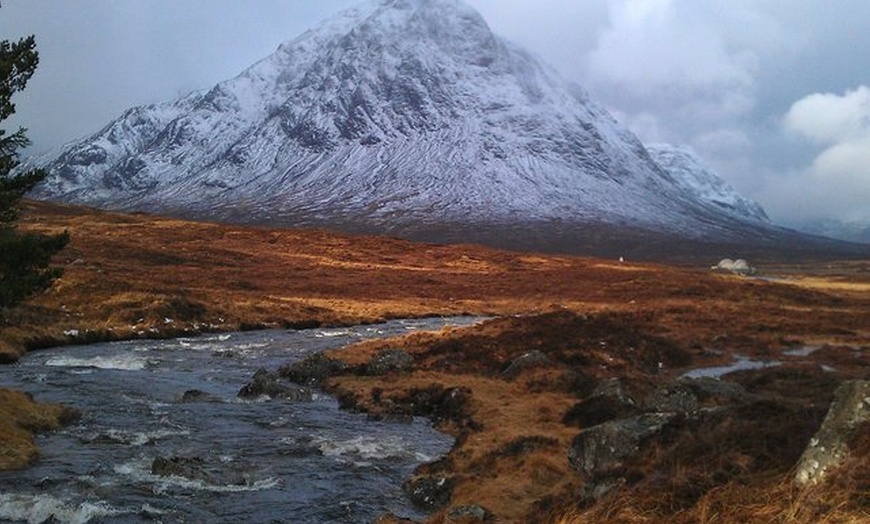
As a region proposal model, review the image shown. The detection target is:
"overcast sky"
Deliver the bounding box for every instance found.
[3,0,869,227]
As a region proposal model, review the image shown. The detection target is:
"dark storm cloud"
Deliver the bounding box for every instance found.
[3,0,868,225]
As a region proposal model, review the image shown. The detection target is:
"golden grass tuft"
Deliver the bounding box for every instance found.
[0,388,80,470]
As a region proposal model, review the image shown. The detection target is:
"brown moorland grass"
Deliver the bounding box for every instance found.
[324,311,868,523]
[0,388,80,470]
[1,200,868,522]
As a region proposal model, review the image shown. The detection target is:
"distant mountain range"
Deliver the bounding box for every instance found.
[28,0,868,258]
[790,219,870,245]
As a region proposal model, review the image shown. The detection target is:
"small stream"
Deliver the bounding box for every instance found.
[0,317,481,524]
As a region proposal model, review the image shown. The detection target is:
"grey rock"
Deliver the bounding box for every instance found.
[592,377,634,404]
[238,368,314,401]
[405,475,454,511]
[569,412,677,476]
[447,504,494,522]
[795,380,870,485]
[563,378,639,427]
[280,353,347,387]
[151,455,207,480]
[151,455,248,486]
[642,377,754,415]
[686,377,754,403]
[502,350,553,378]
[643,382,699,414]
[180,389,216,403]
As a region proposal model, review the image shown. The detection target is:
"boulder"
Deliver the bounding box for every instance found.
[569,412,678,502]
[179,389,216,403]
[501,350,553,378]
[643,382,699,414]
[405,475,454,510]
[563,378,640,427]
[795,380,870,485]
[686,377,754,403]
[367,348,415,376]
[447,504,494,522]
[151,456,209,482]
[280,352,347,387]
[238,368,313,401]
[569,412,677,477]
[151,455,248,486]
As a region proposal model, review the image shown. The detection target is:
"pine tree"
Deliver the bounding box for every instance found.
[0,25,69,319]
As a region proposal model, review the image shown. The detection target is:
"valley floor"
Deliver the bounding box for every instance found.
[1,200,868,522]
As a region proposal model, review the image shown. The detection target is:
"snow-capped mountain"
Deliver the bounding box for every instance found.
[32,0,773,245]
[645,144,768,223]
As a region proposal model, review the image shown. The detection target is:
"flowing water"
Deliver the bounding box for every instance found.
[0,317,482,524]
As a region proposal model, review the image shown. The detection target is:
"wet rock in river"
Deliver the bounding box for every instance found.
[180,389,216,402]
[151,456,209,482]
[280,352,347,387]
[238,368,313,401]
[366,348,415,376]
[151,455,248,486]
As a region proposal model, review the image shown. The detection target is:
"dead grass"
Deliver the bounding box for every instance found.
[324,310,868,523]
[0,388,80,470]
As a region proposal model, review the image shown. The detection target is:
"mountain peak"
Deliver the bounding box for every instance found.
[31,1,776,250]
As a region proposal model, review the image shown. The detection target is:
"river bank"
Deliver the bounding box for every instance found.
[1,200,868,522]
[0,388,80,470]
[316,310,868,523]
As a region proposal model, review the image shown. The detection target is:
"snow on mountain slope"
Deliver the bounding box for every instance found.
[645,144,769,223]
[31,0,771,242]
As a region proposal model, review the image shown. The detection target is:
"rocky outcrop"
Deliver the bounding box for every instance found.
[795,380,870,485]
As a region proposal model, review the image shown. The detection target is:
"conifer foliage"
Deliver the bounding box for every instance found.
[0,20,68,318]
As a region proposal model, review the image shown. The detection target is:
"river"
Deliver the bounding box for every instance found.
[0,317,481,524]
